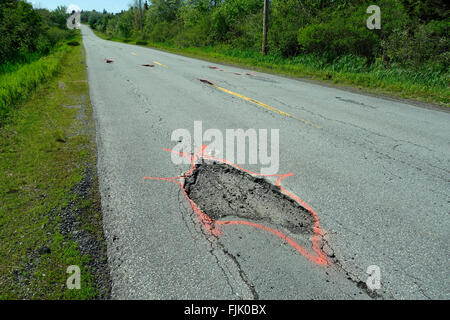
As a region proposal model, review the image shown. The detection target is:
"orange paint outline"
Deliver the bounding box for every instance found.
[144,145,329,266]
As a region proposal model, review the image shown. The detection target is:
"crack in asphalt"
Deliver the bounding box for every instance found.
[320,234,386,300]
[270,98,449,179]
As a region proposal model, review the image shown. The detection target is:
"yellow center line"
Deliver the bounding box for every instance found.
[153,61,168,68]
[131,52,137,56]
[215,86,322,129]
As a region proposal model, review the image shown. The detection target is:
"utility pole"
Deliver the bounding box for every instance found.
[262,0,269,55]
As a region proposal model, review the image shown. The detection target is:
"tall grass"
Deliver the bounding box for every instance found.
[0,46,70,123]
[0,52,46,75]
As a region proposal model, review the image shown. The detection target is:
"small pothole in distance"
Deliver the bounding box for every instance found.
[184,162,315,235]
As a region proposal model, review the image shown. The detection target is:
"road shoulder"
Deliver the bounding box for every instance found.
[0,36,110,299]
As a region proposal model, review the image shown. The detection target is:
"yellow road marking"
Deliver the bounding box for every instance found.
[153,61,168,68]
[131,52,137,56]
[215,86,322,129]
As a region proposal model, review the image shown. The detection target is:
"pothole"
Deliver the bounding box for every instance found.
[199,79,215,86]
[184,162,315,235]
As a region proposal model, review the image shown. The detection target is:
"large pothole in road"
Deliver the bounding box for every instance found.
[184,163,315,235]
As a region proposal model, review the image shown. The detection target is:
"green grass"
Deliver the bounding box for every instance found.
[0,52,46,75]
[0,33,107,299]
[93,29,449,107]
[0,47,70,123]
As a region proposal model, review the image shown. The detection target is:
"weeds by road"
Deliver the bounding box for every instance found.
[0,34,109,299]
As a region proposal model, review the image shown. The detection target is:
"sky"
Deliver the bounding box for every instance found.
[30,0,134,13]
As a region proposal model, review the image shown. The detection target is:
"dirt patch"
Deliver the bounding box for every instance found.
[184,162,315,235]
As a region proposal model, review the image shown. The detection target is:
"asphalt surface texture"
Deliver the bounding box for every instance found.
[81,25,449,299]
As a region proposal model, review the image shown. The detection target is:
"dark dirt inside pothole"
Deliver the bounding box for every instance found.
[184,162,315,235]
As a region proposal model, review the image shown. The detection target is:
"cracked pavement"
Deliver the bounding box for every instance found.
[81,25,450,299]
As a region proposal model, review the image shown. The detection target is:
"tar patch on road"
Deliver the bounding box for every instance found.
[184,163,315,236]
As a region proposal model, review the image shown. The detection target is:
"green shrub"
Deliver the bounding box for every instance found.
[175,14,212,47]
[230,12,262,51]
[297,4,379,60]
[211,0,263,42]
[297,0,410,61]
[382,20,450,68]
[46,26,68,47]
[0,0,42,64]
[147,21,179,43]
[269,0,311,57]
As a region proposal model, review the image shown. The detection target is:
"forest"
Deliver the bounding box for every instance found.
[82,0,449,72]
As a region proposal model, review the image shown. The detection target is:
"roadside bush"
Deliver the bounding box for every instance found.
[382,20,450,68]
[176,2,213,47]
[297,0,410,61]
[0,0,42,64]
[210,0,263,42]
[297,4,379,60]
[46,26,69,47]
[147,21,180,43]
[0,1,74,65]
[230,12,262,51]
[175,25,209,47]
[119,22,132,39]
[269,0,311,57]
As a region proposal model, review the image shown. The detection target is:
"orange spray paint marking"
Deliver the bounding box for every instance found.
[144,145,329,266]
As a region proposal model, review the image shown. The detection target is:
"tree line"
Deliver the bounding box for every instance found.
[0,0,75,66]
[82,0,448,71]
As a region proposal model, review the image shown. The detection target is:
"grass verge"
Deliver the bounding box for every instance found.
[93,29,449,107]
[0,47,69,123]
[0,33,110,299]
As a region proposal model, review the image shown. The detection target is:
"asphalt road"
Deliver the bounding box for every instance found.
[81,25,450,299]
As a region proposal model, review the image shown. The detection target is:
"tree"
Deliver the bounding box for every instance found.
[0,0,43,64]
[401,0,449,22]
[134,0,144,31]
[49,5,68,29]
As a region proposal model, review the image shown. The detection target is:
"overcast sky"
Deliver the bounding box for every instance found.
[30,0,134,13]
